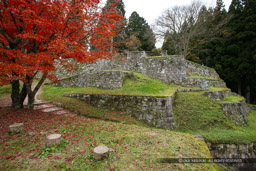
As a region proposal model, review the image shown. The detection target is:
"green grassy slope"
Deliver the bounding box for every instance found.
[173,92,256,144]
[0,107,224,170]
[34,85,226,170]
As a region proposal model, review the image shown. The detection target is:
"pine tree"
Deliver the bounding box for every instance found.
[126,12,156,51]
[214,0,256,102]
[105,0,127,51]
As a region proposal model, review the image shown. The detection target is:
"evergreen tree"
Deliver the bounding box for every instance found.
[162,31,175,55]
[207,0,255,103]
[186,0,256,103]
[126,11,156,51]
[105,0,127,51]
[106,0,126,17]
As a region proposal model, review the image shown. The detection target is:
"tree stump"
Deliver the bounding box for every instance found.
[46,134,61,147]
[8,123,24,134]
[93,145,109,160]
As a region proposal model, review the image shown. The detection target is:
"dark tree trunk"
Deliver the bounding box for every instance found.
[11,80,21,109]
[245,84,250,104]
[11,81,28,109]
[27,93,35,109]
[25,79,34,109]
[238,77,242,95]
[26,73,47,109]
[19,83,27,108]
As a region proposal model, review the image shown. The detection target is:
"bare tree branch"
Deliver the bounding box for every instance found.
[153,0,202,57]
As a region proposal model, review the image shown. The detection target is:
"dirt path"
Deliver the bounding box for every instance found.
[0,95,12,108]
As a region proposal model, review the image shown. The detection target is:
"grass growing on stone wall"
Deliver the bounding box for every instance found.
[209,87,230,91]
[173,91,256,144]
[45,72,178,97]
[219,96,245,103]
[187,75,220,81]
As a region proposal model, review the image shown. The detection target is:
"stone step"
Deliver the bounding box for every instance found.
[41,107,62,113]
[185,77,226,89]
[34,101,49,105]
[52,109,69,115]
[32,101,78,116]
[34,104,56,110]
[203,89,239,101]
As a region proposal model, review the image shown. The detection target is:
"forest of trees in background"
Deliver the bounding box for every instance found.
[104,0,156,52]
[160,0,256,104]
[107,0,255,104]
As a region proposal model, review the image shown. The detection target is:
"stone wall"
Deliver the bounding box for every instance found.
[183,78,226,90]
[203,90,237,101]
[55,71,128,89]
[220,100,250,126]
[64,93,176,129]
[208,143,256,171]
[185,60,220,79]
[53,58,125,80]
[124,54,187,85]
[53,51,225,89]
[207,80,226,87]
[209,143,256,158]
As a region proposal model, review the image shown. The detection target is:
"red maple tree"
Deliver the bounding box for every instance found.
[0,0,121,109]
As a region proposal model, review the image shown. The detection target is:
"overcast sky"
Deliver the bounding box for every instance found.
[102,0,232,48]
[122,0,232,25]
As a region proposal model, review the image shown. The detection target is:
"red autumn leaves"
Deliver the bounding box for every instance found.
[0,0,122,85]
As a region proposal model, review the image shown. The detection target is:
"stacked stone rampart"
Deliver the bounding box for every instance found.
[54,71,126,89]
[54,52,226,89]
[53,51,250,128]
[185,60,220,79]
[64,93,176,129]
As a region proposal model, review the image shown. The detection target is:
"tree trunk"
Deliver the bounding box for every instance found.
[245,84,250,104]
[27,93,35,109]
[19,83,27,108]
[11,80,21,109]
[25,80,34,109]
[238,77,242,95]
[26,73,47,109]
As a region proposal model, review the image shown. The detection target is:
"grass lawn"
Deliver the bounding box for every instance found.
[1,71,254,170]
[0,107,224,170]
[0,84,11,98]
[173,92,256,144]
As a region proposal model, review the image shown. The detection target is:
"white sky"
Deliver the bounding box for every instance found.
[122,0,232,25]
[102,0,232,48]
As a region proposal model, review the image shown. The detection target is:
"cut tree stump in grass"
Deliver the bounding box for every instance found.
[93,145,109,160]
[8,123,24,134]
[46,134,61,147]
